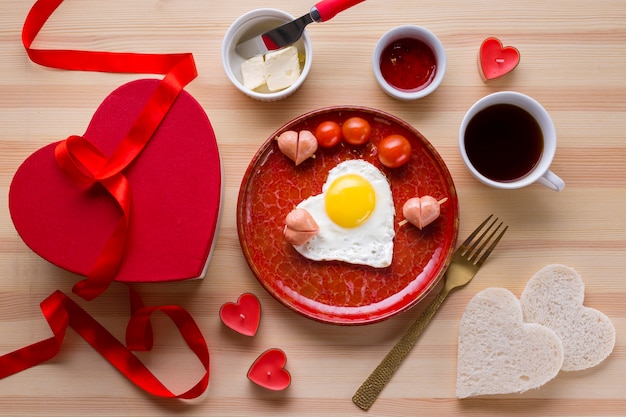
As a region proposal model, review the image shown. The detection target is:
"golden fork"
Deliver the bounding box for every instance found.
[352,215,508,411]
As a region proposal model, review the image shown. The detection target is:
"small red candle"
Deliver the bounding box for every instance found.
[219,293,261,337]
[247,348,291,391]
[478,37,520,81]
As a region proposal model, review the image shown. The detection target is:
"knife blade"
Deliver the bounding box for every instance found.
[235,0,365,58]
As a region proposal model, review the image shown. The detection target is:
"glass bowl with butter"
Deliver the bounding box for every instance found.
[222,8,313,102]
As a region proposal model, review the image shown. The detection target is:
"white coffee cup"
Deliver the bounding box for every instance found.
[459,91,565,191]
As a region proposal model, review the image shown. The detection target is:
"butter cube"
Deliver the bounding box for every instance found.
[241,54,266,90]
[264,46,301,92]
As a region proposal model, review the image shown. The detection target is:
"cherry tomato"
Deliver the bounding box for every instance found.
[314,121,342,148]
[342,117,371,145]
[377,134,412,168]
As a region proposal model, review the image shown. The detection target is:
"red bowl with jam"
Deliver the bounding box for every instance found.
[237,106,459,325]
[372,25,447,100]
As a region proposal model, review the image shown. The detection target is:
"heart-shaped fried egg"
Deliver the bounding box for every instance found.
[291,160,395,268]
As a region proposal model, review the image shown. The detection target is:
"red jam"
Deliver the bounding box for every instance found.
[380,38,437,91]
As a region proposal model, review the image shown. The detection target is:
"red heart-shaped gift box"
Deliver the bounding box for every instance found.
[9,79,222,283]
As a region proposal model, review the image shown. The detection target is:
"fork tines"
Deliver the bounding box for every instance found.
[460,215,508,266]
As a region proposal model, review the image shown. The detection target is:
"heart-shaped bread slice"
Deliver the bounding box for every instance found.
[456,287,564,398]
[520,264,616,371]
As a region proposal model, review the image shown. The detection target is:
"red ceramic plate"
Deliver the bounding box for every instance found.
[237,107,459,325]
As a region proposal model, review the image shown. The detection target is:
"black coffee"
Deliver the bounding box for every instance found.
[464,103,543,182]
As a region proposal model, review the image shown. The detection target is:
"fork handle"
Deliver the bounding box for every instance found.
[352,289,448,411]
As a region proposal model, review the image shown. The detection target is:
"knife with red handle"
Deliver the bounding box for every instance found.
[235,0,366,58]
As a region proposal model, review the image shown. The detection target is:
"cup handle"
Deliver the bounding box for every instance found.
[537,170,565,191]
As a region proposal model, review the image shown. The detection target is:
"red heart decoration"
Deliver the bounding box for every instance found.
[219,293,261,337]
[478,37,520,81]
[247,348,291,391]
[8,79,222,283]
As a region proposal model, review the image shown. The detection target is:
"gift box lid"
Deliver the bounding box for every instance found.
[9,79,222,283]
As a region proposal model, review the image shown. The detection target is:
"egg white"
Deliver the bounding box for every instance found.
[293,160,395,268]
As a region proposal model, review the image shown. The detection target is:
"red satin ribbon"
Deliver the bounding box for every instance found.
[0,0,210,398]
[55,136,133,300]
[0,288,210,399]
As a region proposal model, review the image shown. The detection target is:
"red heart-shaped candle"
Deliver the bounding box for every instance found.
[219,293,261,337]
[478,37,520,81]
[8,79,222,283]
[247,348,291,391]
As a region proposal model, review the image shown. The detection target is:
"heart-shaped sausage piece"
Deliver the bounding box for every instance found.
[521,264,616,371]
[283,208,319,246]
[276,130,299,162]
[247,348,291,391]
[402,196,443,230]
[8,79,222,283]
[276,130,318,165]
[478,37,520,81]
[456,287,564,398]
[219,293,261,337]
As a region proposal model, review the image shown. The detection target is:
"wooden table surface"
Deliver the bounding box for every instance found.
[1,0,625,415]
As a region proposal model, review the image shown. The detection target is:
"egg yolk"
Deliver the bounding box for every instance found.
[325,174,376,228]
